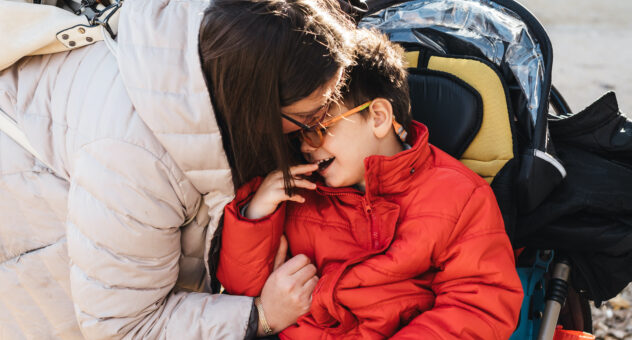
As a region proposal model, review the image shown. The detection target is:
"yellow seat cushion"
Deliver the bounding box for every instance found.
[404,51,419,69]
[427,55,514,183]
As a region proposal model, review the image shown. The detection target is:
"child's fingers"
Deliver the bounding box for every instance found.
[289,163,319,176]
[285,194,306,204]
[291,179,317,190]
[264,166,314,188]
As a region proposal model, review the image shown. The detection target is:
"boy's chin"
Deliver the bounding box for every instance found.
[323,176,341,188]
[324,176,356,189]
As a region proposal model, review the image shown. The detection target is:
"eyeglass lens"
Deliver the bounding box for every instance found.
[300,127,325,148]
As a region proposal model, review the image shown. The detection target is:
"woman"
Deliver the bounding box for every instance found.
[0,0,353,338]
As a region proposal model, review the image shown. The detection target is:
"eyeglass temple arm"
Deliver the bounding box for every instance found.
[322,101,373,128]
[280,113,311,130]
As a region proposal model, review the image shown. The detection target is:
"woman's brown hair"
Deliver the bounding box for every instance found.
[199,0,354,192]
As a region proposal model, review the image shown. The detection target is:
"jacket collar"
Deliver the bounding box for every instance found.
[316,121,431,200]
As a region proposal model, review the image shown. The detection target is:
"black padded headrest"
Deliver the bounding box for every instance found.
[408,69,483,159]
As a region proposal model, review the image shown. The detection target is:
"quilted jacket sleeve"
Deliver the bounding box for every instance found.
[66,140,254,340]
[0,62,17,118]
[391,185,523,340]
[216,178,286,296]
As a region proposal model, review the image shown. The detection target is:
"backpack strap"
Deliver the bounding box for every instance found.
[0,108,53,170]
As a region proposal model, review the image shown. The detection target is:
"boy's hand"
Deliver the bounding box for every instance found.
[246,164,318,219]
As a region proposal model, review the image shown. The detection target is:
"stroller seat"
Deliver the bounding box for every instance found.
[406,51,515,184]
[404,49,520,245]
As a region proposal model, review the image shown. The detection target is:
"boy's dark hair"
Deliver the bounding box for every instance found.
[343,29,412,131]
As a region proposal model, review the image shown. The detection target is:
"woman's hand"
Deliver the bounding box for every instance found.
[258,236,318,335]
[245,164,318,219]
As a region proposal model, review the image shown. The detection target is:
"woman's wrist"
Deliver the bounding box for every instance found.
[254,296,274,336]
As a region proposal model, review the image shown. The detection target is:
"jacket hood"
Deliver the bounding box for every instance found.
[117,0,233,196]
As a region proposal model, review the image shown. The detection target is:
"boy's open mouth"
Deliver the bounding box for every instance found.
[316,157,335,171]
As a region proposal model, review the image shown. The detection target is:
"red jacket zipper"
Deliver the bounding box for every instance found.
[363,200,379,250]
[317,187,379,250]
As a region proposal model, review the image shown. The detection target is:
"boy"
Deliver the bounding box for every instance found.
[217,29,523,339]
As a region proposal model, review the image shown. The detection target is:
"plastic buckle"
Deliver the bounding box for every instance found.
[89,0,122,38]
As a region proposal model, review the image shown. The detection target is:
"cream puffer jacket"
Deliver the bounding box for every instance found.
[0,1,255,339]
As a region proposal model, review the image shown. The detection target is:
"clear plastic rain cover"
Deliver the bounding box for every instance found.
[359,0,544,125]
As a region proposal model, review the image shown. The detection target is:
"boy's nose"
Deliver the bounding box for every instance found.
[300,138,317,154]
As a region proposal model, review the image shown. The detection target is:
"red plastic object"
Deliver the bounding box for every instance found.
[553,325,595,340]
[514,247,525,261]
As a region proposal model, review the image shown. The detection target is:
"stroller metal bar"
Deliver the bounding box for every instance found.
[550,85,573,116]
[537,261,571,340]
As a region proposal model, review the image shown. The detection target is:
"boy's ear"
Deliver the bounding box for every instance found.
[369,98,393,139]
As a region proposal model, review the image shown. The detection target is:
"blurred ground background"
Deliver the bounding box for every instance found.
[519,0,632,115]
[518,1,632,338]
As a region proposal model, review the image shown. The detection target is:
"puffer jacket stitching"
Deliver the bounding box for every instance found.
[1,237,66,265]
[17,56,34,72]
[76,137,189,212]
[450,186,503,242]
[70,265,175,292]
[361,260,428,279]
[396,212,459,223]
[0,89,16,111]
[449,229,509,249]
[29,167,66,222]
[399,323,443,339]
[120,85,210,97]
[434,186,479,256]
[432,163,486,185]
[345,292,435,311]
[0,169,49,177]
[161,290,195,337]
[286,215,351,229]
[70,172,183,229]
[67,221,179,264]
[153,136,200,215]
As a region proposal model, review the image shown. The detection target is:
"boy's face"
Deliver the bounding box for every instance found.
[300,102,380,190]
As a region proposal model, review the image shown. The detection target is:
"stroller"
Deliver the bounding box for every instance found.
[340,0,632,339]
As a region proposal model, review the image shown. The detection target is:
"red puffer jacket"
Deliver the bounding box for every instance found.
[217,122,523,339]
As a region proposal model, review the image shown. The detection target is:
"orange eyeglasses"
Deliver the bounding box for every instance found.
[291,101,408,148]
